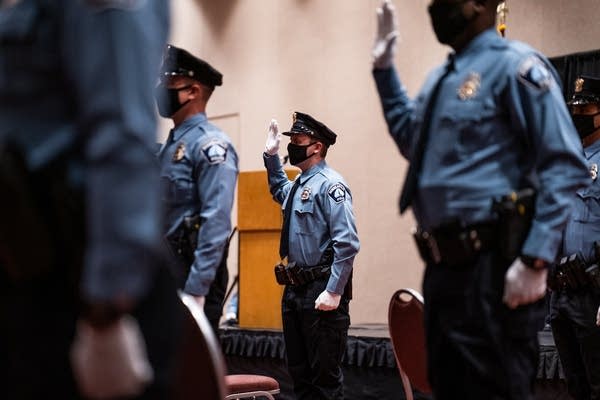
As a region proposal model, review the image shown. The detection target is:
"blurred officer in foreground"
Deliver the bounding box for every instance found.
[549,75,600,400]
[0,1,183,399]
[371,0,588,398]
[263,113,360,400]
[155,45,239,334]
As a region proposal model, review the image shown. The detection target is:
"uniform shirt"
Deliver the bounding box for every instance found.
[0,0,169,302]
[159,112,239,296]
[263,155,360,295]
[373,28,589,263]
[561,139,600,262]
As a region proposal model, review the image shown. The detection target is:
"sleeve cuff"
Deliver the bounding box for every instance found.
[521,221,562,263]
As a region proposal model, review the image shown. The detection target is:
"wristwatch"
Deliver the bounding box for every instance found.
[521,255,549,270]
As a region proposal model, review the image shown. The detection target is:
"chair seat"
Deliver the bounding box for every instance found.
[225,374,280,394]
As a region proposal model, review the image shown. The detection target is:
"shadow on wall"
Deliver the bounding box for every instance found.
[194,0,240,36]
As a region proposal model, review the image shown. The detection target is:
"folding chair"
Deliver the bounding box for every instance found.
[179,293,279,399]
[388,288,432,400]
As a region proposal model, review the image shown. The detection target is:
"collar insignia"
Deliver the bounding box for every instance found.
[458,72,481,101]
[590,163,598,181]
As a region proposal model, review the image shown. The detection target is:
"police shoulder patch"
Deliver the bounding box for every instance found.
[201,140,228,164]
[518,55,554,92]
[328,183,347,203]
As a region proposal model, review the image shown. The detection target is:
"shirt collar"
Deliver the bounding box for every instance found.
[452,28,501,71]
[585,138,600,160]
[173,112,207,142]
[298,160,326,184]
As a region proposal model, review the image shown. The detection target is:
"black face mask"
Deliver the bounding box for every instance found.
[287,142,317,166]
[428,0,472,45]
[154,84,191,118]
[572,113,600,139]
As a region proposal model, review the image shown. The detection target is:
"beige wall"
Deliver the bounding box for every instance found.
[163,0,600,324]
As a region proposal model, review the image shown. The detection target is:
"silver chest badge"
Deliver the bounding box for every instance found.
[300,186,311,201]
[590,163,598,181]
[458,72,481,101]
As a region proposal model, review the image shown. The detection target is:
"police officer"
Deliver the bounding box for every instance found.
[0,1,182,399]
[156,45,239,334]
[549,75,600,400]
[263,113,360,400]
[371,0,589,398]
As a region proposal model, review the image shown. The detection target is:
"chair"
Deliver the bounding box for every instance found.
[388,288,432,400]
[178,293,280,400]
[224,374,280,400]
[174,293,228,400]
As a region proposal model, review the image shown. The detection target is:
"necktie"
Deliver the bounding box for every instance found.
[399,60,454,214]
[279,179,302,259]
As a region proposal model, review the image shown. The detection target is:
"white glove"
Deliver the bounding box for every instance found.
[372,0,399,69]
[502,258,548,309]
[265,119,281,156]
[193,295,205,309]
[596,305,600,327]
[70,315,153,399]
[315,290,341,311]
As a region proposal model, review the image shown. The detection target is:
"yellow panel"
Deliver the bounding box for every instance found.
[238,170,297,231]
[238,231,284,329]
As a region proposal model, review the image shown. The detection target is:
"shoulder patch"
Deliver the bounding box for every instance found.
[328,183,347,203]
[518,55,554,91]
[201,140,228,164]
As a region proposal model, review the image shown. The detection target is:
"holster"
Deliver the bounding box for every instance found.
[550,252,600,291]
[165,214,201,270]
[412,220,495,267]
[491,188,536,262]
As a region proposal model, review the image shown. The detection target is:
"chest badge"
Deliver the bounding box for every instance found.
[590,163,598,181]
[173,142,185,162]
[457,72,481,101]
[300,186,311,201]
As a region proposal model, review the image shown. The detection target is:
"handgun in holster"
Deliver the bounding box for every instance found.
[166,214,201,268]
[491,188,536,261]
[274,262,309,286]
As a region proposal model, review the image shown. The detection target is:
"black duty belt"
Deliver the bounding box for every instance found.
[274,262,331,286]
[412,221,497,267]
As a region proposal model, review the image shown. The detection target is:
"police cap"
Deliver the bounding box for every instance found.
[282,112,337,146]
[159,44,222,88]
[568,75,600,106]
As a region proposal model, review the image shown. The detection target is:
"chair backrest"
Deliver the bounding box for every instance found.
[388,288,432,398]
[172,293,227,400]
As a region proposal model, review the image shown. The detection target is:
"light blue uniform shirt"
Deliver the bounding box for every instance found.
[373,28,589,262]
[561,140,600,262]
[159,113,239,296]
[0,0,169,302]
[263,155,360,295]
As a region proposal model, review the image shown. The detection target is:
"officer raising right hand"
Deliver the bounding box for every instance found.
[371,1,588,399]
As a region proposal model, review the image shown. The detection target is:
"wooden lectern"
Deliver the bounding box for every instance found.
[237,169,297,329]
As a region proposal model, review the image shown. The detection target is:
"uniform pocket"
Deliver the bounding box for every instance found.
[294,199,316,235]
[160,175,194,205]
[439,99,502,158]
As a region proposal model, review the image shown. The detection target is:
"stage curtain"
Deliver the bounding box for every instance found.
[550,49,600,99]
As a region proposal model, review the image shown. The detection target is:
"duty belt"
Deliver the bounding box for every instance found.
[412,221,497,267]
[548,253,600,292]
[274,262,331,286]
